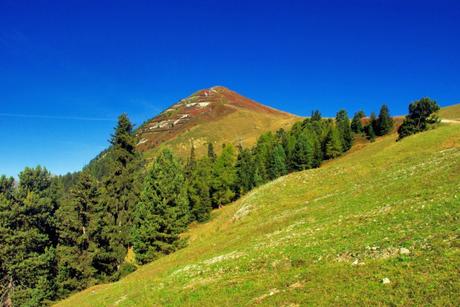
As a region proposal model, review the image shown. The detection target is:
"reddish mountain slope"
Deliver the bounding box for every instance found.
[136,86,300,158]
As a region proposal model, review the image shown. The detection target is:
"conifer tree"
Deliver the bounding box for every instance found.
[2,167,61,306]
[398,98,440,140]
[207,142,217,162]
[311,110,322,121]
[291,131,314,170]
[211,144,237,208]
[324,127,343,159]
[268,144,288,179]
[335,110,353,151]
[186,146,212,222]
[55,172,100,296]
[252,133,275,183]
[351,110,365,133]
[235,146,256,195]
[366,124,376,142]
[132,149,189,264]
[369,112,378,133]
[376,104,393,136]
[98,114,142,276]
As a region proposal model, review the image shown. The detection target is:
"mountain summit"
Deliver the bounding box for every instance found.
[136,86,299,158]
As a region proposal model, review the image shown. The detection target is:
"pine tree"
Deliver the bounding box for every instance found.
[132,149,189,264]
[268,144,288,179]
[211,144,237,208]
[311,110,322,121]
[235,146,256,195]
[252,133,275,183]
[324,127,343,159]
[292,131,314,170]
[55,172,99,296]
[207,142,217,162]
[351,110,365,133]
[98,114,143,277]
[335,110,353,151]
[369,112,378,133]
[2,167,61,306]
[398,98,440,140]
[366,124,376,142]
[376,104,394,136]
[186,146,212,222]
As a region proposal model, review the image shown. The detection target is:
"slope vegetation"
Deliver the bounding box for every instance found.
[58,122,460,306]
[136,86,300,158]
[439,103,460,121]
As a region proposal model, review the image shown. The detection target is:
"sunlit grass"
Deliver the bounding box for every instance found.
[57,123,460,306]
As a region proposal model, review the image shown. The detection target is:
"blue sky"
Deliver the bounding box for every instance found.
[1,0,459,177]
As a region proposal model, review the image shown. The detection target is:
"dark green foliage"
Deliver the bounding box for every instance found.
[351,110,365,133]
[324,126,343,159]
[335,110,353,151]
[365,123,376,142]
[292,131,314,170]
[211,144,237,208]
[235,146,257,195]
[207,142,217,162]
[58,171,81,192]
[0,167,61,306]
[98,114,143,273]
[186,146,212,222]
[376,104,394,136]
[364,112,378,141]
[0,106,362,304]
[398,97,440,140]
[268,144,288,178]
[311,110,322,121]
[132,149,189,264]
[55,172,99,296]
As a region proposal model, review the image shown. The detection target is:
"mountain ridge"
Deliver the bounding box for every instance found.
[136,86,300,158]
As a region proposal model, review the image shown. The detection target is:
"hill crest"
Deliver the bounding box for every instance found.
[136,86,298,156]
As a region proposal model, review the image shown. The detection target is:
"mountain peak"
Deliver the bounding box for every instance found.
[136,87,298,157]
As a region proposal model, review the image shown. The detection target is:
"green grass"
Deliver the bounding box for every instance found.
[57,123,460,306]
[439,103,460,120]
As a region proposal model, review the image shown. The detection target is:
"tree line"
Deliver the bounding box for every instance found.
[0,98,439,306]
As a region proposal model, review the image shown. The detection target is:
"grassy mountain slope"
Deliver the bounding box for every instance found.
[136,86,300,159]
[439,103,460,121]
[58,122,460,306]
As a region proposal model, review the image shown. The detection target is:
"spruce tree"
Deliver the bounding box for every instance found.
[376,104,394,136]
[55,172,99,296]
[292,131,314,170]
[268,144,288,179]
[211,144,237,208]
[235,146,256,195]
[2,167,61,306]
[252,133,275,183]
[132,149,189,264]
[366,124,376,142]
[207,142,217,162]
[351,111,365,134]
[335,110,353,151]
[324,127,343,159]
[311,110,322,121]
[98,114,142,277]
[186,146,212,222]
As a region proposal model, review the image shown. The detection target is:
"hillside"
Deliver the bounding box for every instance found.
[439,103,460,121]
[136,86,300,158]
[58,122,460,306]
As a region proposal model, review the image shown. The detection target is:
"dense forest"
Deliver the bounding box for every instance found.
[0,98,439,306]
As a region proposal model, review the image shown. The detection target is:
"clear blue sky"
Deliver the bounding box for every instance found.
[1,0,459,177]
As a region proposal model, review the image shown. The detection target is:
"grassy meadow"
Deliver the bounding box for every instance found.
[57,122,460,306]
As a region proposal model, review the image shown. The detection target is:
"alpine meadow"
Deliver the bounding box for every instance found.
[1,1,460,306]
